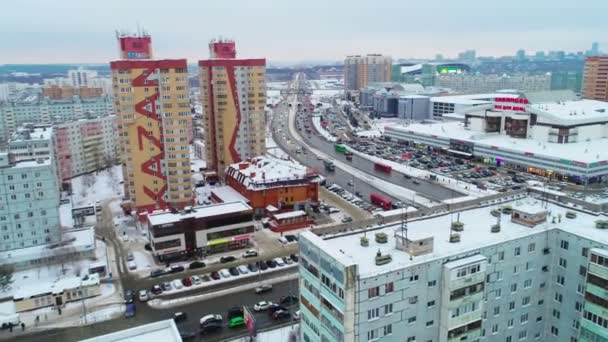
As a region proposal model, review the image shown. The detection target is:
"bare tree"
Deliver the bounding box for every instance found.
[0,265,14,292]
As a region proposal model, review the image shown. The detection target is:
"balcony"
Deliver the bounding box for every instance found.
[449,273,486,291]
[447,327,482,342]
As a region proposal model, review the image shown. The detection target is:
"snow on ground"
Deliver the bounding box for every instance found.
[354,128,382,138]
[77,304,124,325]
[230,324,300,342]
[189,147,207,172]
[59,202,74,228]
[128,251,154,273]
[70,165,123,208]
[267,90,282,106]
[267,82,289,90]
[312,116,337,142]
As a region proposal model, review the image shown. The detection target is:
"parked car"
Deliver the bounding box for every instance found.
[266,259,277,268]
[127,260,137,270]
[282,256,293,265]
[179,331,196,340]
[280,295,299,305]
[254,301,273,312]
[199,314,223,327]
[243,249,258,258]
[138,289,149,302]
[173,312,187,322]
[220,256,237,263]
[278,236,288,244]
[151,284,162,295]
[171,279,183,290]
[273,310,291,320]
[228,316,245,328]
[247,263,258,272]
[189,261,206,270]
[237,265,249,275]
[210,271,221,280]
[126,252,134,261]
[200,321,222,335]
[255,284,273,294]
[191,275,202,286]
[124,289,135,304]
[274,257,285,267]
[228,267,239,276]
[341,216,353,223]
[259,261,268,271]
[227,307,244,320]
[181,277,192,287]
[150,269,164,278]
[169,265,185,273]
[290,254,299,262]
[293,310,301,320]
[220,269,231,278]
[125,303,136,318]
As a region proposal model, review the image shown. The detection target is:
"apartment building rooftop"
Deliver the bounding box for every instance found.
[10,125,52,142]
[226,156,315,189]
[305,196,608,278]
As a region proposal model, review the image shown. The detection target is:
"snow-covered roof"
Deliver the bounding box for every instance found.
[226,156,312,189]
[211,186,249,204]
[81,319,182,342]
[147,201,252,226]
[273,210,307,220]
[431,93,519,105]
[303,196,608,278]
[528,100,608,126]
[10,126,53,142]
[386,121,608,164]
[13,273,99,299]
[9,158,51,169]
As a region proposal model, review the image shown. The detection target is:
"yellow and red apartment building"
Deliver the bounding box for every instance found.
[111,34,192,213]
[199,40,267,178]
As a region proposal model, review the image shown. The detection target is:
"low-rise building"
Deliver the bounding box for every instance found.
[146,202,255,261]
[13,273,100,312]
[268,210,312,232]
[298,197,608,342]
[225,157,320,215]
[81,319,182,342]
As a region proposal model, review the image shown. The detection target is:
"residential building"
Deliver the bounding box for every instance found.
[53,115,118,183]
[298,197,608,342]
[67,67,98,88]
[437,73,551,94]
[344,54,392,97]
[582,56,608,101]
[146,202,255,261]
[551,71,584,93]
[385,95,608,183]
[198,39,267,177]
[42,85,103,100]
[0,152,60,252]
[111,33,192,213]
[0,94,114,143]
[224,156,320,215]
[8,124,53,162]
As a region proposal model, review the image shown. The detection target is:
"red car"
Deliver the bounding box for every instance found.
[182,277,192,287]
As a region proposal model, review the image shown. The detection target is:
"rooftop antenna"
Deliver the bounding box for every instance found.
[400,206,408,247]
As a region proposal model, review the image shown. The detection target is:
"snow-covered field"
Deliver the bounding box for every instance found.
[312,116,337,142]
[230,324,299,342]
[70,165,123,208]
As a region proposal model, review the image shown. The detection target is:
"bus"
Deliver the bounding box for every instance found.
[370,193,392,211]
[334,144,346,153]
[374,162,392,174]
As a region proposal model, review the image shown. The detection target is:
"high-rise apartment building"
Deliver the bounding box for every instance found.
[298,198,608,342]
[582,56,608,101]
[344,54,392,92]
[111,33,192,213]
[198,39,267,177]
[68,67,98,88]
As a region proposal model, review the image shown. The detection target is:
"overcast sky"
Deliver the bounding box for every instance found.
[2,0,606,64]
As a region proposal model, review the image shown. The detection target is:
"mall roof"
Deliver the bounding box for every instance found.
[81,319,182,342]
[523,90,578,104]
[528,99,608,125]
[430,93,519,105]
[303,196,608,278]
[147,201,252,226]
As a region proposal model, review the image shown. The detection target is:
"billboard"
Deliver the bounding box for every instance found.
[119,36,152,60]
[244,305,256,336]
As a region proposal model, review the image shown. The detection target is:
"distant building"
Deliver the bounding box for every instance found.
[111,32,192,213]
[43,85,103,100]
[8,124,54,162]
[0,95,114,143]
[225,156,320,215]
[344,54,392,94]
[146,202,255,261]
[583,56,608,101]
[199,39,267,178]
[67,67,98,88]
[53,115,118,183]
[436,74,551,94]
[551,71,583,93]
[359,83,425,116]
[0,152,60,252]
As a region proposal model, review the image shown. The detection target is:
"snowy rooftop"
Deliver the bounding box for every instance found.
[227,156,311,188]
[10,158,51,168]
[387,121,608,164]
[304,196,608,278]
[431,93,519,105]
[211,186,249,204]
[147,201,252,226]
[81,319,182,342]
[528,99,608,125]
[273,210,307,220]
[10,126,53,142]
[13,273,99,299]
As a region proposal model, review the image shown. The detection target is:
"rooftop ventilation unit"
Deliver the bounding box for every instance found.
[375,250,392,266]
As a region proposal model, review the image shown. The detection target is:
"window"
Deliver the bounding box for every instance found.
[579,266,587,277]
[551,326,559,336]
[508,319,514,328]
[552,309,560,319]
[492,324,499,334]
[518,330,527,340]
[575,301,583,312]
[524,279,532,288]
[560,240,569,250]
[426,320,434,327]
[410,275,419,282]
[511,283,518,293]
[496,289,502,298]
[528,243,536,253]
[368,287,379,298]
[368,308,380,320]
[427,300,436,307]
[499,251,505,261]
[520,313,528,323]
[582,247,589,257]
[507,336,512,342]
[522,296,530,306]
[557,275,565,285]
[383,324,392,336]
[494,306,501,316]
[514,247,521,256]
[509,301,516,310]
[385,282,394,293]
[384,304,393,314]
[409,296,418,304]
[406,337,416,342]
[559,258,567,268]
[554,292,563,303]
[407,316,417,323]
[367,329,378,341]
[428,280,437,287]
[536,316,543,322]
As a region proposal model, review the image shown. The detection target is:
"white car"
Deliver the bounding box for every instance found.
[278,237,288,244]
[138,289,149,302]
[200,314,223,326]
[274,257,286,267]
[172,279,183,290]
[293,310,301,320]
[243,249,258,258]
[253,301,273,312]
[238,265,249,275]
[191,275,203,286]
[220,268,231,279]
[127,260,137,270]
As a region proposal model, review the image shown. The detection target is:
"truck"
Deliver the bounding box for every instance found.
[323,160,335,172]
[334,144,346,153]
[344,150,353,161]
[370,193,392,211]
[374,162,392,174]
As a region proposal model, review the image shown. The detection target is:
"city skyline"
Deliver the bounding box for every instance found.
[1,0,607,64]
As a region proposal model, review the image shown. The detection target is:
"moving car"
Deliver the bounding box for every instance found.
[280,295,299,305]
[268,304,288,316]
[254,301,273,312]
[227,307,244,320]
[243,249,258,258]
[124,289,135,304]
[149,269,165,278]
[125,303,136,318]
[199,314,223,327]
[200,321,222,335]
[273,310,291,320]
[173,312,187,322]
[169,265,185,273]
[138,289,149,302]
[220,256,237,263]
[188,261,206,270]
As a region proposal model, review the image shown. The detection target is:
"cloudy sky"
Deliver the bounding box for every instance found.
[2,0,606,64]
